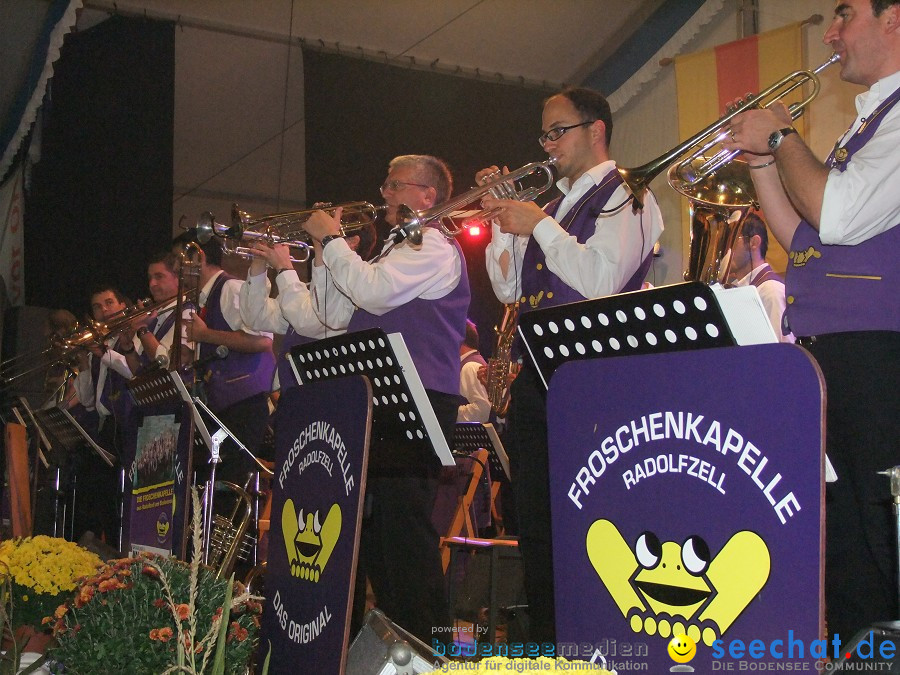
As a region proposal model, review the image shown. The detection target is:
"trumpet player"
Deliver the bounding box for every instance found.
[238,224,376,394]
[302,154,467,647]
[724,0,900,641]
[478,87,664,644]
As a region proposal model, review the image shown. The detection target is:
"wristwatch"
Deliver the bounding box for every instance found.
[767,126,797,152]
[136,326,150,339]
[321,234,341,248]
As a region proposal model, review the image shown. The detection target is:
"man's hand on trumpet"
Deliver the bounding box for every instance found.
[723,99,792,162]
[249,241,295,276]
[303,207,343,243]
[476,165,546,236]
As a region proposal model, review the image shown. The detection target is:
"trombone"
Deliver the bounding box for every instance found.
[196,201,386,264]
[393,157,558,245]
[616,54,839,283]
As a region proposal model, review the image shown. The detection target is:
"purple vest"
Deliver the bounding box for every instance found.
[786,84,900,337]
[277,326,312,393]
[520,169,652,313]
[201,272,276,411]
[347,237,470,396]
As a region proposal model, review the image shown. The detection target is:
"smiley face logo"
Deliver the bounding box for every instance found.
[668,633,696,663]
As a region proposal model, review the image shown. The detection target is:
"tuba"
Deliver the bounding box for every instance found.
[485,303,520,418]
[618,54,839,283]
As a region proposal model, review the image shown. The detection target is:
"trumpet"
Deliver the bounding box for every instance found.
[393,158,558,245]
[196,201,386,264]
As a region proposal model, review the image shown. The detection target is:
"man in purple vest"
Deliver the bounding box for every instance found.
[726,0,900,641]
[186,237,276,486]
[303,154,468,648]
[478,87,665,644]
[726,213,794,343]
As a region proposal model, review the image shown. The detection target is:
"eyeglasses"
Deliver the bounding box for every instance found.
[379,180,431,194]
[538,120,594,148]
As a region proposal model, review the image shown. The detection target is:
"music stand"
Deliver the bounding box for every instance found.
[454,422,509,482]
[518,282,750,389]
[288,328,454,467]
[32,406,115,467]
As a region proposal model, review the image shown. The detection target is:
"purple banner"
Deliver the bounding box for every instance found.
[548,344,824,672]
[122,404,192,557]
[261,377,371,675]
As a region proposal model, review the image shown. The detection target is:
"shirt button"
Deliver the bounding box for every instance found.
[786,295,794,304]
[536,263,543,270]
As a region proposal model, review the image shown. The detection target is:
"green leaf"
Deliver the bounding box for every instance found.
[210,575,233,675]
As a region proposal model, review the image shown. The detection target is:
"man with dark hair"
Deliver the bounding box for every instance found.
[72,285,134,543]
[458,319,490,423]
[121,251,195,374]
[478,86,664,643]
[185,236,276,485]
[302,154,468,647]
[727,213,794,342]
[726,0,900,641]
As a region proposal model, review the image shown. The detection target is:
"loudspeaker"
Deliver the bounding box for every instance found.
[346,609,448,675]
[1,305,55,406]
[833,622,900,668]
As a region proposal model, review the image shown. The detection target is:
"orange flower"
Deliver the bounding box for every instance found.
[174,603,190,621]
[153,598,166,608]
[157,626,174,642]
[54,604,68,618]
[149,628,160,641]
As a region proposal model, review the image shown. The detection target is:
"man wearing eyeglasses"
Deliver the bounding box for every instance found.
[477,87,664,645]
[303,154,468,648]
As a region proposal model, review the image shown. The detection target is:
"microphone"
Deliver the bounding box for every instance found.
[192,345,229,371]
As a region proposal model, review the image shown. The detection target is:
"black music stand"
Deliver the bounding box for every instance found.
[32,406,115,467]
[288,328,454,466]
[517,282,767,389]
[454,422,509,482]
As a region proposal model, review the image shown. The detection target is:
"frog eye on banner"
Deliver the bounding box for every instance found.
[280,499,343,583]
[681,536,711,576]
[635,531,662,570]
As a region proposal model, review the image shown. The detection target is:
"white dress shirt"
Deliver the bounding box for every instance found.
[734,264,795,344]
[311,228,462,329]
[485,161,664,303]
[820,69,900,245]
[198,269,271,338]
[458,349,491,423]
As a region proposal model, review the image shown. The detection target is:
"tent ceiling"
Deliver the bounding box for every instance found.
[79,0,669,89]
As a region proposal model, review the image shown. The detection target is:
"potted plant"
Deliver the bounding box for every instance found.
[46,493,263,674]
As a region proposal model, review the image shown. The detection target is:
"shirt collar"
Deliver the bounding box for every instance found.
[855,70,900,116]
[460,348,478,362]
[555,160,618,195]
[198,270,224,306]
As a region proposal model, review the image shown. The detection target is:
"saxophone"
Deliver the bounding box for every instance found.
[486,302,520,417]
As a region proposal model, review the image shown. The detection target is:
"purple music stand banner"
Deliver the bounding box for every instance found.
[548,344,824,673]
[261,376,371,675]
[121,403,192,558]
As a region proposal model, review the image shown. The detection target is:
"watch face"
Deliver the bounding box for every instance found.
[768,131,782,151]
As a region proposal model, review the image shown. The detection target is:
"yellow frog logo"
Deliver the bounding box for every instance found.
[586,519,770,646]
[789,246,822,267]
[281,499,342,582]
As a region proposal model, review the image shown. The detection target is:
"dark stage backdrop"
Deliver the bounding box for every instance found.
[24,16,174,316]
[303,50,555,355]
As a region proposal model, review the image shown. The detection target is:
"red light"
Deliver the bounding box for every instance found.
[467,225,482,238]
